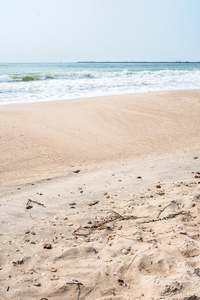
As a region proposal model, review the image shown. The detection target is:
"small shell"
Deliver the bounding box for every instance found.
[50,275,60,280]
[49,267,57,272]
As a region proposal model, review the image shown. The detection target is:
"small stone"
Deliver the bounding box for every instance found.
[157,191,165,195]
[69,202,76,206]
[67,223,73,226]
[121,249,128,255]
[111,253,116,258]
[43,244,52,249]
[73,170,80,174]
[88,200,99,206]
[54,215,58,220]
[156,185,161,188]
[136,235,143,242]
[26,205,33,210]
[33,282,41,287]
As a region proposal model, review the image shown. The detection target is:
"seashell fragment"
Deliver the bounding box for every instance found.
[49,267,57,272]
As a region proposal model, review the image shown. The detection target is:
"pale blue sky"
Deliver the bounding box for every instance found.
[0,0,199,62]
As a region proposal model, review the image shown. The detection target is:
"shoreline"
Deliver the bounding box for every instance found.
[1,88,200,107]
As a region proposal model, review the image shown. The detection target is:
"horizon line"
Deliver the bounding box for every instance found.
[77,61,200,63]
[0,61,200,64]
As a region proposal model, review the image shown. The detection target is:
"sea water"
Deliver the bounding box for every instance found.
[0,62,200,105]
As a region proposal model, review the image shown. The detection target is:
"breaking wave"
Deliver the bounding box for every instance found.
[0,67,200,105]
[0,69,200,83]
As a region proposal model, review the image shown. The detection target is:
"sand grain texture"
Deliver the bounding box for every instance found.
[0,90,200,299]
[0,90,200,184]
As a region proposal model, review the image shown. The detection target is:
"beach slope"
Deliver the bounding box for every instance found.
[0,90,200,299]
[0,90,200,185]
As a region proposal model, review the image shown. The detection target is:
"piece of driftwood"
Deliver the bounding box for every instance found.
[73,211,149,237]
[137,211,189,224]
[157,200,176,219]
[26,199,46,208]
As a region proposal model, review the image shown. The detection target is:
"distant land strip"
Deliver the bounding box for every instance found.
[77,61,200,63]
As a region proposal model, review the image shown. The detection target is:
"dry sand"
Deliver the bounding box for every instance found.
[0,90,200,299]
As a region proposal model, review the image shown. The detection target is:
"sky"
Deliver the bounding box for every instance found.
[0,0,200,62]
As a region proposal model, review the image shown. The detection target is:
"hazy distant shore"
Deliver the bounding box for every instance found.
[77,61,200,63]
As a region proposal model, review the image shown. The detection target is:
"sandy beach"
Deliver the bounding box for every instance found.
[0,90,200,299]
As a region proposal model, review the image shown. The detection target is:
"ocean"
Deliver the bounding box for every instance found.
[0,62,200,105]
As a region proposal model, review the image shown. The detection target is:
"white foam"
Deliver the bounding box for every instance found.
[0,69,200,105]
[0,75,12,82]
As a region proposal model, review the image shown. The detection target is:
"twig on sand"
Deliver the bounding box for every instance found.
[66,280,83,300]
[137,211,189,224]
[122,246,152,273]
[73,211,149,237]
[25,210,32,219]
[108,210,124,220]
[73,226,92,237]
[156,200,176,219]
[73,209,185,237]
[26,199,46,208]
